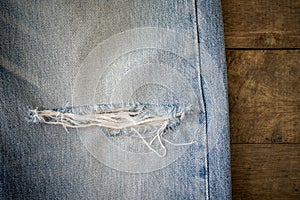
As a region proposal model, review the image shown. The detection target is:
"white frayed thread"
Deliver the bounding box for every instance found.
[28,103,195,157]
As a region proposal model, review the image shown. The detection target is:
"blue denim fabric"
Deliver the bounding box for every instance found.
[0,0,231,199]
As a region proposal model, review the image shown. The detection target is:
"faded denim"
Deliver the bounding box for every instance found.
[0,0,231,199]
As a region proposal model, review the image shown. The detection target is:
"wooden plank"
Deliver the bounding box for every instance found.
[231,144,300,199]
[226,50,300,143]
[222,0,300,48]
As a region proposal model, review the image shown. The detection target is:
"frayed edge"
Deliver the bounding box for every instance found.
[27,103,195,157]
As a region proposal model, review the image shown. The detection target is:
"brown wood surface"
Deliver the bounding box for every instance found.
[231,144,300,199]
[227,50,300,144]
[222,0,300,199]
[222,0,300,48]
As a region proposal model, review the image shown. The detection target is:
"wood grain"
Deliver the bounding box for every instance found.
[222,0,300,48]
[231,144,300,199]
[223,0,300,199]
[227,50,300,144]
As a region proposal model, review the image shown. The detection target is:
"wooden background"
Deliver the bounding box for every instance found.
[221,0,300,199]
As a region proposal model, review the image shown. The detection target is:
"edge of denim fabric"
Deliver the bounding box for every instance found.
[196,0,232,199]
[0,133,3,200]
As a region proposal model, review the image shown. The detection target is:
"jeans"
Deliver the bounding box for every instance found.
[0,0,231,199]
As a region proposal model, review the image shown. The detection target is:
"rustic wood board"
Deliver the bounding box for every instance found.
[226,50,300,144]
[223,0,300,199]
[222,0,300,48]
[231,144,300,199]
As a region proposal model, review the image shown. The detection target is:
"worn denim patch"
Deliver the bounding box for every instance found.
[0,0,231,199]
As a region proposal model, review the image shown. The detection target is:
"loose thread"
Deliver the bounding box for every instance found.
[28,103,195,157]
